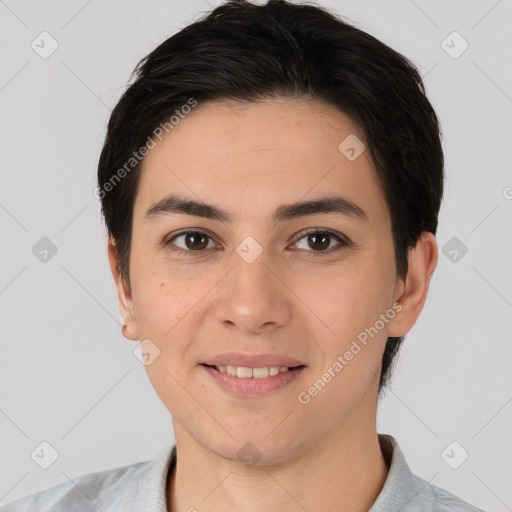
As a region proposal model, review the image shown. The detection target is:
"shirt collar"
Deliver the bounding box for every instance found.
[370,434,433,511]
[121,441,176,512]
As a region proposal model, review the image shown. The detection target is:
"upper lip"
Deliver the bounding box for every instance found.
[202,352,305,368]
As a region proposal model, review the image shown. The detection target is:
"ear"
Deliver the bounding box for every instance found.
[387,231,438,338]
[107,237,139,341]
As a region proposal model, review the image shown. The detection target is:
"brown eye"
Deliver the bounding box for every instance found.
[168,231,214,254]
[306,232,331,251]
[184,232,209,250]
[293,230,348,255]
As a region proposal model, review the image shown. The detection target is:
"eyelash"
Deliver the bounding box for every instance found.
[164,228,350,258]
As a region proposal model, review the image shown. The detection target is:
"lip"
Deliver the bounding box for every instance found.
[201,364,306,397]
[201,352,305,368]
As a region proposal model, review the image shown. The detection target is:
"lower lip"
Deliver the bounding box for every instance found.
[201,365,306,397]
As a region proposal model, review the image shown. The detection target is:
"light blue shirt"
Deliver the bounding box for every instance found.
[1,434,485,511]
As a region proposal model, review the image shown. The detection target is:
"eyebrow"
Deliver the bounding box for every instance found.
[145,194,368,225]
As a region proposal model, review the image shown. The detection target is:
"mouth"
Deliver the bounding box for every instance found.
[200,363,306,378]
[200,363,307,397]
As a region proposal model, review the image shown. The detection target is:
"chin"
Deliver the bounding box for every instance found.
[206,436,304,468]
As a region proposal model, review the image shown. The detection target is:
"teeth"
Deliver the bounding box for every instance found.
[237,366,253,378]
[216,365,293,378]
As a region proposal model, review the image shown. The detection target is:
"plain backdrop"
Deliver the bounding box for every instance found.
[1,1,511,510]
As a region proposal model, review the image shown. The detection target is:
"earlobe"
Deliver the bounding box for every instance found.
[387,232,438,338]
[107,237,139,341]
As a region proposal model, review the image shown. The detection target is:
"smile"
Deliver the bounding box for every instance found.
[200,363,306,397]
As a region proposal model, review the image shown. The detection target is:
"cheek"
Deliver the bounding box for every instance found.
[301,254,394,364]
[130,248,196,333]
[296,268,391,416]
[131,276,196,410]
[129,255,221,367]
[319,266,390,327]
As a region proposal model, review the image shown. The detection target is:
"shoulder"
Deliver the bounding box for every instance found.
[1,458,151,512]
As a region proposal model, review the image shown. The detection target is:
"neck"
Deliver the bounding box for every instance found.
[167,401,389,512]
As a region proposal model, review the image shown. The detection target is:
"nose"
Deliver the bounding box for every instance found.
[214,248,291,335]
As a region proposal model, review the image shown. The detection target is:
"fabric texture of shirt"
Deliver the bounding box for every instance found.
[1,434,486,511]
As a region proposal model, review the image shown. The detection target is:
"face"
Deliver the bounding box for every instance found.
[110,98,422,464]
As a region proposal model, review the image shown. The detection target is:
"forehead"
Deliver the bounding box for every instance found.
[133,98,389,228]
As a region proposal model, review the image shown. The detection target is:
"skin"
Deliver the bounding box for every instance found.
[107,97,438,512]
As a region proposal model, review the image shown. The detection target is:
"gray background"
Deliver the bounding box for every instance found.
[1,0,511,510]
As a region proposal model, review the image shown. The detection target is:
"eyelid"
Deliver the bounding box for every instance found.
[165,229,220,251]
[294,227,351,247]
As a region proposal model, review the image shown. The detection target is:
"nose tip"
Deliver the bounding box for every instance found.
[215,259,291,335]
